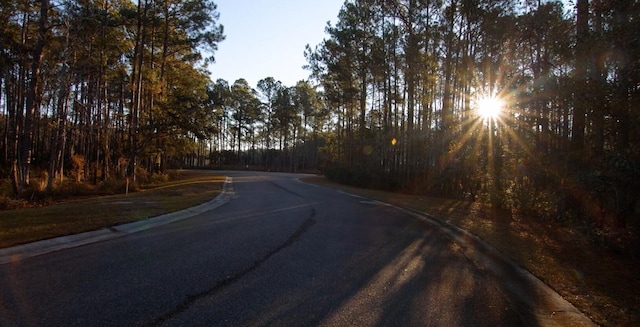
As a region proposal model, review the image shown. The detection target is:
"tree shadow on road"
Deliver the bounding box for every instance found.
[244,202,546,327]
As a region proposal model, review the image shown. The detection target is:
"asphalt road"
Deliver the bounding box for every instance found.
[0,171,579,326]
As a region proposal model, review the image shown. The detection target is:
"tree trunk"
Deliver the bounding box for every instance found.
[571,0,589,153]
[47,77,70,191]
[129,0,147,182]
[6,75,20,195]
[19,0,49,191]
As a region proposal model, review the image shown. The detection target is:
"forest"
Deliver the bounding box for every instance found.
[1,0,639,254]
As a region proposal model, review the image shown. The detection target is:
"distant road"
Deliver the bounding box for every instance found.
[0,171,546,326]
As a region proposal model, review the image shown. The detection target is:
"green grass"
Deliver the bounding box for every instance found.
[302,176,640,327]
[0,171,224,248]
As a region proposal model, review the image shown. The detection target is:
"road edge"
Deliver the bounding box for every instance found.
[300,178,597,327]
[0,177,234,265]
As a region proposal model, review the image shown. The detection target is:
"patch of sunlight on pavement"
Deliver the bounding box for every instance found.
[319,238,430,326]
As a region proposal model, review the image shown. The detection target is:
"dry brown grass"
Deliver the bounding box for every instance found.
[303,176,640,327]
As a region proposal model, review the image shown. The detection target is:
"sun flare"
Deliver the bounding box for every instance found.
[477,96,503,119]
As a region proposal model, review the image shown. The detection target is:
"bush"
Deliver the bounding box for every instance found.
[167,170,182,180]
[150,172,169,184]
[46,178,91,196]
[71,155,85,182]
[96,177,130,195]
[135,166,150,184]
[0,178,14,198]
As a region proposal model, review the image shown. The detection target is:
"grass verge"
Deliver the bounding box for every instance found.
[302,176,640,327]
[0,170,224,249]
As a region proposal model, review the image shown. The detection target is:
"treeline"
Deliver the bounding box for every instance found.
[1,0,224,194]
[208,77,329,173]
[303,0,639,253]
[0,0,327,201]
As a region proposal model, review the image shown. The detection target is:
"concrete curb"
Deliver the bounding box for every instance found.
[398,206,597,327]
[0,177,234,265]
[303,181,596,327]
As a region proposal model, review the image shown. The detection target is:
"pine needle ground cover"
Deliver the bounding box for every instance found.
[302,176,640,327]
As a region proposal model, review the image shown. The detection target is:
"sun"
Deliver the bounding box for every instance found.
[476,96,503,119]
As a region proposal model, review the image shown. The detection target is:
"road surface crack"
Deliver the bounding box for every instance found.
[148,217,316,326]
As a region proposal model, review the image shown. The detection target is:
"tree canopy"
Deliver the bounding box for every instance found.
[301,0,640,253]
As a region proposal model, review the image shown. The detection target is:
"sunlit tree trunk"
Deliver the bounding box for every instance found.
[18,0,49,191]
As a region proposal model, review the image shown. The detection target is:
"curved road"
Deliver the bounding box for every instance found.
[0,171,590,326]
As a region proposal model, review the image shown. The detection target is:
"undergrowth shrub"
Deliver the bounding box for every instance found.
[96,177,130,195]
[134,166,150,184]
[150,172,169,184]
[167,170,182,180]
[71,155,85,182]
[0,178,14,197]
[51,180,95,197]
[323,164,398,191]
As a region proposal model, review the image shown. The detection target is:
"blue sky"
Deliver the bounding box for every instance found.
[208,0,345,89]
